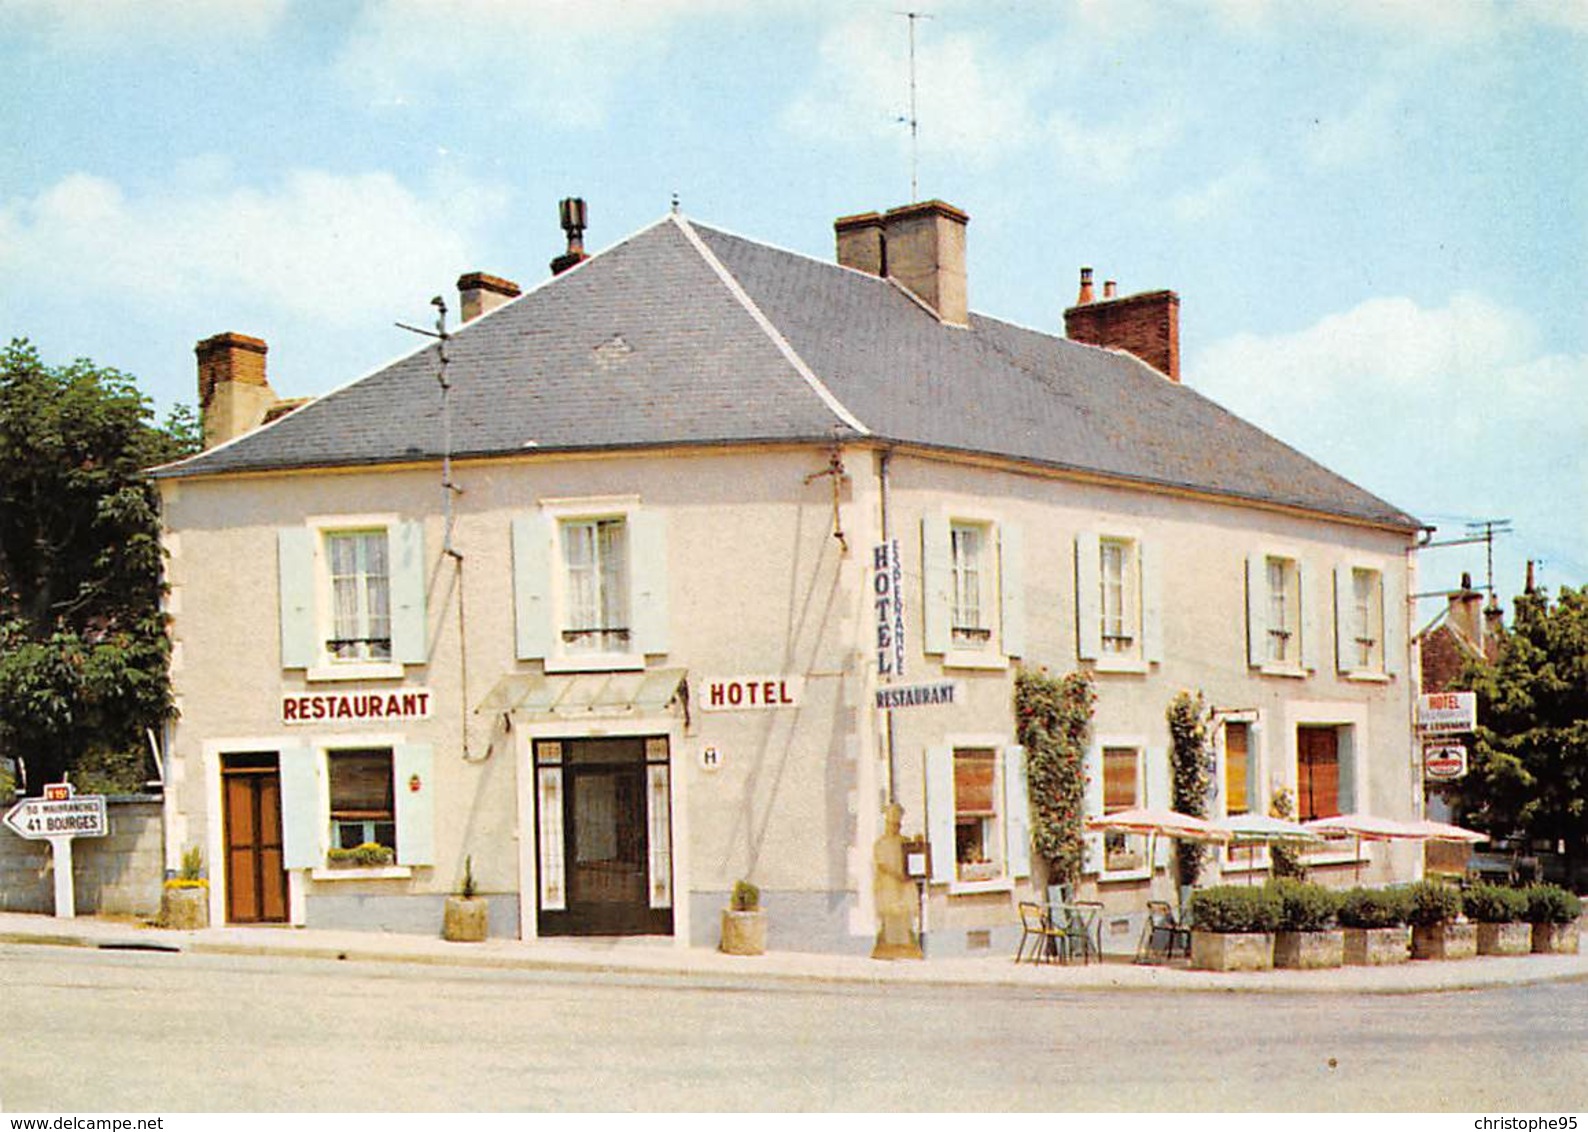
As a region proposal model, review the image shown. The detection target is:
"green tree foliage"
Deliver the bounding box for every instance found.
[1015,667,1094,890]
[1166,690,1214,888]
[0,339,198,791]
[1457,585,1588,873]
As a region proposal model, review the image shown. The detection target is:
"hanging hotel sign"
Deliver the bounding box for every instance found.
[876,681,958,711]
[282,689,434,724]
[872,540,906,678]
[1423,743,1468,781]
[700,676,803,712]
[1416,691,1477,734]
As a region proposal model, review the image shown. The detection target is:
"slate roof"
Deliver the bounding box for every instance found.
[156,213,1419,531]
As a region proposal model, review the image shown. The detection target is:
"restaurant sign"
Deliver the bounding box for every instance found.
[1423,743,1468,781]
[876,681,958,711]
[282,689,434,725]
[1416,691,1477,734]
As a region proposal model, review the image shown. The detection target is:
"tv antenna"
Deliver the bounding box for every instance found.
[1417,517,1511,597]
[897,10,932,202]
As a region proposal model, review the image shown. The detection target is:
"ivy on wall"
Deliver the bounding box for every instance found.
[1166,690,1215,889]
[1015,667,1095,890]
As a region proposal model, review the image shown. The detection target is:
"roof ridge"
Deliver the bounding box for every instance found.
[671,213,870,436]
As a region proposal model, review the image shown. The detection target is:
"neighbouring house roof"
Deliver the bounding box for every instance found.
[154,213,1420,531]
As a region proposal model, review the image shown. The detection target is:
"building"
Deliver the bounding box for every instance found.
[153,199,1425,955]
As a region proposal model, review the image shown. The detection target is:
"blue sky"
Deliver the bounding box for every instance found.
[3,0,1584,619]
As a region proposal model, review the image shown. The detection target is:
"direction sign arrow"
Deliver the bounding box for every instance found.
[3,795,108,840]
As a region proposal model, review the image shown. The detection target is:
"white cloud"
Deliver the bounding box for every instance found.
[1302,80,1406,169]
[1170,159,1271,223]
[0,168,509,327]
[3,0,289,49]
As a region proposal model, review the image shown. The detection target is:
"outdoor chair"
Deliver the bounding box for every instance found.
[1059,900,1103,965]
[1015,901,1067,964]
[1135,900,1191,963]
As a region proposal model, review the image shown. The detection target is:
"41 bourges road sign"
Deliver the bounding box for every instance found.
[3,791,108,840]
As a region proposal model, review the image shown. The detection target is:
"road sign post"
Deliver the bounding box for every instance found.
[3,783,108,919]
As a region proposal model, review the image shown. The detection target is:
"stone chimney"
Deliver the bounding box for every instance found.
[1446,572,1486,651]
[833,200,969,326]
[196,332,276,449]
[457,272,521,323]
[1064,270,1181,383]
[550,197,589,276]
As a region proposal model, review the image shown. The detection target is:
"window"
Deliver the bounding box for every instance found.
[1223,722,1252,817]
[1339,566,1385,673]
[950,523,990,648]
[1296,727,1341,822]
[1102,746,1143,871]
[1265,556,1298,664]
[326,531,391,662]
[328,748,395,852]
[953,748,1002,882]
[1099,538,1137,655]
[561,517,630,654]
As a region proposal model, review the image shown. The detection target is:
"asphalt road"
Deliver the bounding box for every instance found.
[1,944,1583,1111]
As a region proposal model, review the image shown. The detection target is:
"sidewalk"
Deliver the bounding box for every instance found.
[3,910,1586,995]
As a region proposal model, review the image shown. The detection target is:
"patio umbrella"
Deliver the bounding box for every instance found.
[1211,813,1325,883]
[1402,818,1488,843]
[1303,813,1429,881]
[1086,808,1232,904]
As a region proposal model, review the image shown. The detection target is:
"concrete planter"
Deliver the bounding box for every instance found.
[719,908,767,956]
[157,884,209,930]
[441,895,489,942]
[1274,929,1345,969]
[1343,926,1411,965]
[1475,921,1531,956]
[1190,930,1273,972]
[1531,921,1581,955]
[1412,921,1477,960]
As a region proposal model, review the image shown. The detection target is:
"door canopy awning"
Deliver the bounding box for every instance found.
[475,668,689,722]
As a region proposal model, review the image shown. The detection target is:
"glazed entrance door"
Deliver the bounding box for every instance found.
[222,753,289,924]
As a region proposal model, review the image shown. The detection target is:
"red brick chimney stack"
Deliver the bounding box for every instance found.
[457,272,521,323]
[1064,271,1181,383]
[1076,266,1094,305]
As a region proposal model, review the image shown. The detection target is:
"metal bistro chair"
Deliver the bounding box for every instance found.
[1059,900,1104,965]
[1135,900,1191,964]
[1016,901,1068,965]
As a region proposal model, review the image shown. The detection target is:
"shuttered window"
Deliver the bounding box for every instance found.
[1224,722,1251,816]
[1102,746,1143,872]
[328,748,395,851]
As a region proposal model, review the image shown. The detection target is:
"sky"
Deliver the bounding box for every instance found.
[2,0,1585,622]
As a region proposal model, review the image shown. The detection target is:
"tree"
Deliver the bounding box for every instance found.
[1166,690,1215,888]
[0,338,199,791]
[1456,585,1588,876]
[1015,667,1094,891]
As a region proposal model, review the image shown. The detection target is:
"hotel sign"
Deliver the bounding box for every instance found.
[282,689,434,724]
[1417,691,1477,734]
[873,540,906,678]
[700,676,803,712]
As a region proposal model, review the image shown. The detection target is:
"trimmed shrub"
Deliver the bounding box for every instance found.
[730,879,760,911]
[1190,885,1283,933]
[1405,881,1463,927]
[1463,883,1527,924]
[1337,886,1411,929]
[1524,884,1583,925]
[1269,878,1341,932]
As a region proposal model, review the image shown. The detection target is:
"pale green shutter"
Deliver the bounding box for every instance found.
[1146,746,1170,867]
[512,515,553,660]
[1003,744,1031,879]
[1337,729,1357,815]
[1301,561,1321,673]
[921,516,950,655]
[629,510,670,655]
[999,522,1025,659]
[278,746,322,869]
[1333,566,1351,672]
[1141,538,1163,664]
[393,744,435,866]
[1075,532,1101,660]
[390,521,428,664]
[925,745,955,882]
[1381,567,1401,678]
[1245,554,1264,668]
[277,528,316,669]
[1082,743,1103,874]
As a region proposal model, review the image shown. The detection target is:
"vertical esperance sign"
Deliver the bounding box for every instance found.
[873,540,906,679]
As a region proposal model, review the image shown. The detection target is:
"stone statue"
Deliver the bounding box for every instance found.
[871,802,923,959]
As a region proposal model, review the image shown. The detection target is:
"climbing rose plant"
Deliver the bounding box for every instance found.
[1166,690,1215,889]
[1015,667,1094,890]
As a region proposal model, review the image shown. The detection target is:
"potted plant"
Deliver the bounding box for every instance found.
[326,841,395,868]
[719,879,767,956]
[158,846,209,930]
[1407,880,1476,960]
[442,855,488,942]
[1338,887,1412,965]
[1525,884,1582,954]
[1270,879,1344,969]
[1188,885,1282,971]
[1464,882,1530,956]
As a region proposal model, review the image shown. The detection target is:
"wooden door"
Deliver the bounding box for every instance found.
[1297,728,1341,822]
[223,754,289,924]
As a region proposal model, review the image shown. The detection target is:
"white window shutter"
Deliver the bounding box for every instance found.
[1337,729,1357,814]
[1075,532,1101,660]
[925,745,956,882]
[512,515,553,661]
[921,516,950,655]
[1245,553,1264,668]
[628,510,670,656]
[1146,746,1171,867]
[1333,566,1351,672]
[278,746,322,870]
[1301,562,1321,672]
[1003,744,1031,880]
[1000,522,1026,659]
[1082,743,1103,874]
[390,521,428,665]
[1141,538,1163,664]
[1381,567,1401,677]
[277,527,316,669]
[392,744,434,866]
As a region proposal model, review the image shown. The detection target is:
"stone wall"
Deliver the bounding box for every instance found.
[0,796,164,917]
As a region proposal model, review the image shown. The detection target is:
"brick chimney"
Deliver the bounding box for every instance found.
[457,272,521,323]
[196,332,276,449]
[833,200,969,326]
[550,196,589,276]
[1446,572,1486,651]
[1064,270,1181,383]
